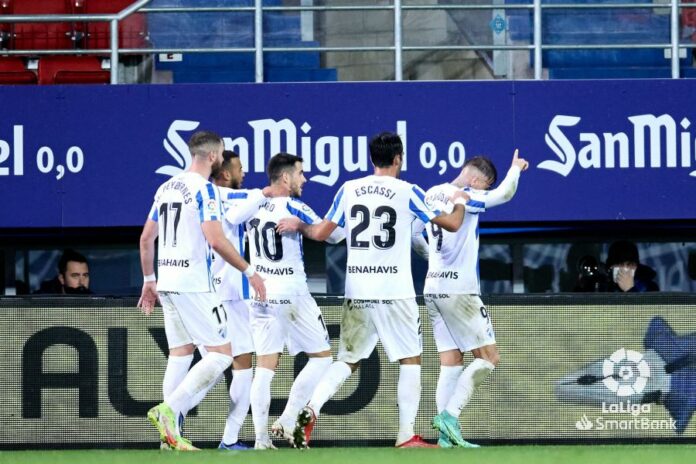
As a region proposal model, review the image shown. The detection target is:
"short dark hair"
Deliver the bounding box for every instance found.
[464,156,497,187]
[213,150,239,180]
[369,132,403,168]
[267,152,303,183]
[58,249,88,275]
[188,130,223,158]
[606,240,640,268]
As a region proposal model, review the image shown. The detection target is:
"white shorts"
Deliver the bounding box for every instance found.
[425,294,496,353]
[223,299,254,357]
[160,291,228,349]
[249,294,330,356]
[337,298,422,364]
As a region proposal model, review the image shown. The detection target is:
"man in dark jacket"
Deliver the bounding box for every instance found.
[606,240,659,292]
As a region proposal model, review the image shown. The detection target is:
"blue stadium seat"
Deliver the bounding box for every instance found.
[148,0,336,83]
[503,0,696,78]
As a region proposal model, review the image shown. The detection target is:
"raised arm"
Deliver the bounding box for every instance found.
[468,149,528,208]
[201,220,266,301]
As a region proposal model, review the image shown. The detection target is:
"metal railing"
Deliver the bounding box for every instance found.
[0,0,150,84]
[1,0,695,83]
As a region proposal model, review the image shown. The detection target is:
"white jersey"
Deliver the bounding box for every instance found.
[325,175,440,299]
[246,196,342,296]
[211,187,266,301]
[147,171,222,293]
[422,166,522,295]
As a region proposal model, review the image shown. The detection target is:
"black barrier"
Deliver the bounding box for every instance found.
[2,294,696,449]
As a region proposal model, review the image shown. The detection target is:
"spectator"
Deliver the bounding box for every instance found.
[36,249,92,294]
[605,240,659,293]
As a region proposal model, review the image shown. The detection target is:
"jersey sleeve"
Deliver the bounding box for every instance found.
[147,187,162,222]
[326,226,346,244]
[409,185,440,223]
[196,182,222,223]
[461,187,487,214]
[411,222,429,261]
[223,188,266,225]
[287,198,322,224]
[148,202,158,222]
[466,165,522,210]
[324,185,346,227]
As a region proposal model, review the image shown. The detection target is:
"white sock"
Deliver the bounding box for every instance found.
[445,358,495,418]
[162,354,193,402]
[222,368,253,445]
[184,372,223,418]
[181,347,213,413]
[436,365,463,413]
[167,352,232,417]
[250,367,275,441]
[396,364,421,444]
[307,361,352,416]
[279,357,333,424]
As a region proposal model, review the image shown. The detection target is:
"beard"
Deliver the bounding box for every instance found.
[210,160,223,179]
[64,285,91,295]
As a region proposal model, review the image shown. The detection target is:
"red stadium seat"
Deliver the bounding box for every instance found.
[12,0,78,50]
[0,57,37,84]
[38,55,109,84]
[1,0,13,49]
[83,0,148,50]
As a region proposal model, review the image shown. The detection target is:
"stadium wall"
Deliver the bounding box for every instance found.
[2,294,696,449]
[1,80,695,229]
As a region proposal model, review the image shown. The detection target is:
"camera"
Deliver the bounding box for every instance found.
[574,255,608,292]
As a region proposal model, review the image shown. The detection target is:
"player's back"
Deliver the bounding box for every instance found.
[152,171,220,293]
[247,196,317,296]
[423,182,484,295]
[334,175,437,300]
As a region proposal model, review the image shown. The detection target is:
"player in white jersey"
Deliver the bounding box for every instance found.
[138,131,266,451]
[277,132,469,448]
[182,150,269,450]
[241,153,343,449]
[422,150,528,448]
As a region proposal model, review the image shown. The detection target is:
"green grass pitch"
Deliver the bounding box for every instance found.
[2,446,695,464]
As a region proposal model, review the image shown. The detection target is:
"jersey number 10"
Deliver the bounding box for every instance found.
[249,219,284,261]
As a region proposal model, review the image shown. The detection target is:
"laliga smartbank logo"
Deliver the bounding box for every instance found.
[575,348,676,432]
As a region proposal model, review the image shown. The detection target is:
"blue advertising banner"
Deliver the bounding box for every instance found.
[0,80,694,228]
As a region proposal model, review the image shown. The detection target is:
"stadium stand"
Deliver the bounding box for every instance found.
[83,0,148,50]
[148,0,336,83]
[0,56,37,84]
[0,0,12,50]
[38,55,109,84]
[504,0,695,78]
[12,0,77,51]
[0,0,149,84]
